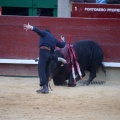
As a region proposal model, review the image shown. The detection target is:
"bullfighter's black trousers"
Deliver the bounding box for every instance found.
[38,49,52,87]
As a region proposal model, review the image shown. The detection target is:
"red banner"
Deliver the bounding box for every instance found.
[72,3,120,18]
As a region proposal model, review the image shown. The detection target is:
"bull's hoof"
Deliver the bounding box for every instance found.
[82,81,90,86]
[68,83,76,87]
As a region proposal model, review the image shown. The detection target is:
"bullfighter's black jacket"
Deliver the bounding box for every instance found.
[32,26,66,52]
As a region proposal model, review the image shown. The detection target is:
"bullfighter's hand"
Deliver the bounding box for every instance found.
[61,35,65,42]
[23,23,33,31]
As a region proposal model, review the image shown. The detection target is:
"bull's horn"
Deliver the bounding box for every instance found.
[58,57,67,64]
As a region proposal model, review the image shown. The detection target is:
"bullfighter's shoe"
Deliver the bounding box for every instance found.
[41,85,49,94]
[36,87,43,93]
[36,85,49,94]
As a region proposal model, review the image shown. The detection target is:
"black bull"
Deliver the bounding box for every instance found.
[48,40,106,86]
[37,40,106,86]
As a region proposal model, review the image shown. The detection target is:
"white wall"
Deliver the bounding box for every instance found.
[57,0,71,18]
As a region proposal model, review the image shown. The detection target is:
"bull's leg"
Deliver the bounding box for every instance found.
[82,71,85,78]
[83,70,96,86]
[76,70,85,81]
[68,72,76,87]
[68,69,85,86]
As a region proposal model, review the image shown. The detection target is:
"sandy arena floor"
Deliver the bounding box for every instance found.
[0,76,120,120]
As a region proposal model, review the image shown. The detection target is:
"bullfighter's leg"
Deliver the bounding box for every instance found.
[36,51,49,94]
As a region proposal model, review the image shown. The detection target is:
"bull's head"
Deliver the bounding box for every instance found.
[35,55,67,80]
[48,55,67,80]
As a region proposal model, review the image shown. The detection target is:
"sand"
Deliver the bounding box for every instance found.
[0,76,120,120]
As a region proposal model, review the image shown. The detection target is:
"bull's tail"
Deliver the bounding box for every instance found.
[100,63,106,77]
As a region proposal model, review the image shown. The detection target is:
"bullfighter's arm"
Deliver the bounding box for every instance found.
[56,35,66,48]
[23,23,45,36]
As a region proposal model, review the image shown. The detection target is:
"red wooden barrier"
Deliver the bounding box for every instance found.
[0,16,120,62]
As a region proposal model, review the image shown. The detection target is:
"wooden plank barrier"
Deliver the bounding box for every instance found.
[0,16,120,76]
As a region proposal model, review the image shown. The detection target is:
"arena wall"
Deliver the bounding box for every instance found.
[0,16,120,77]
